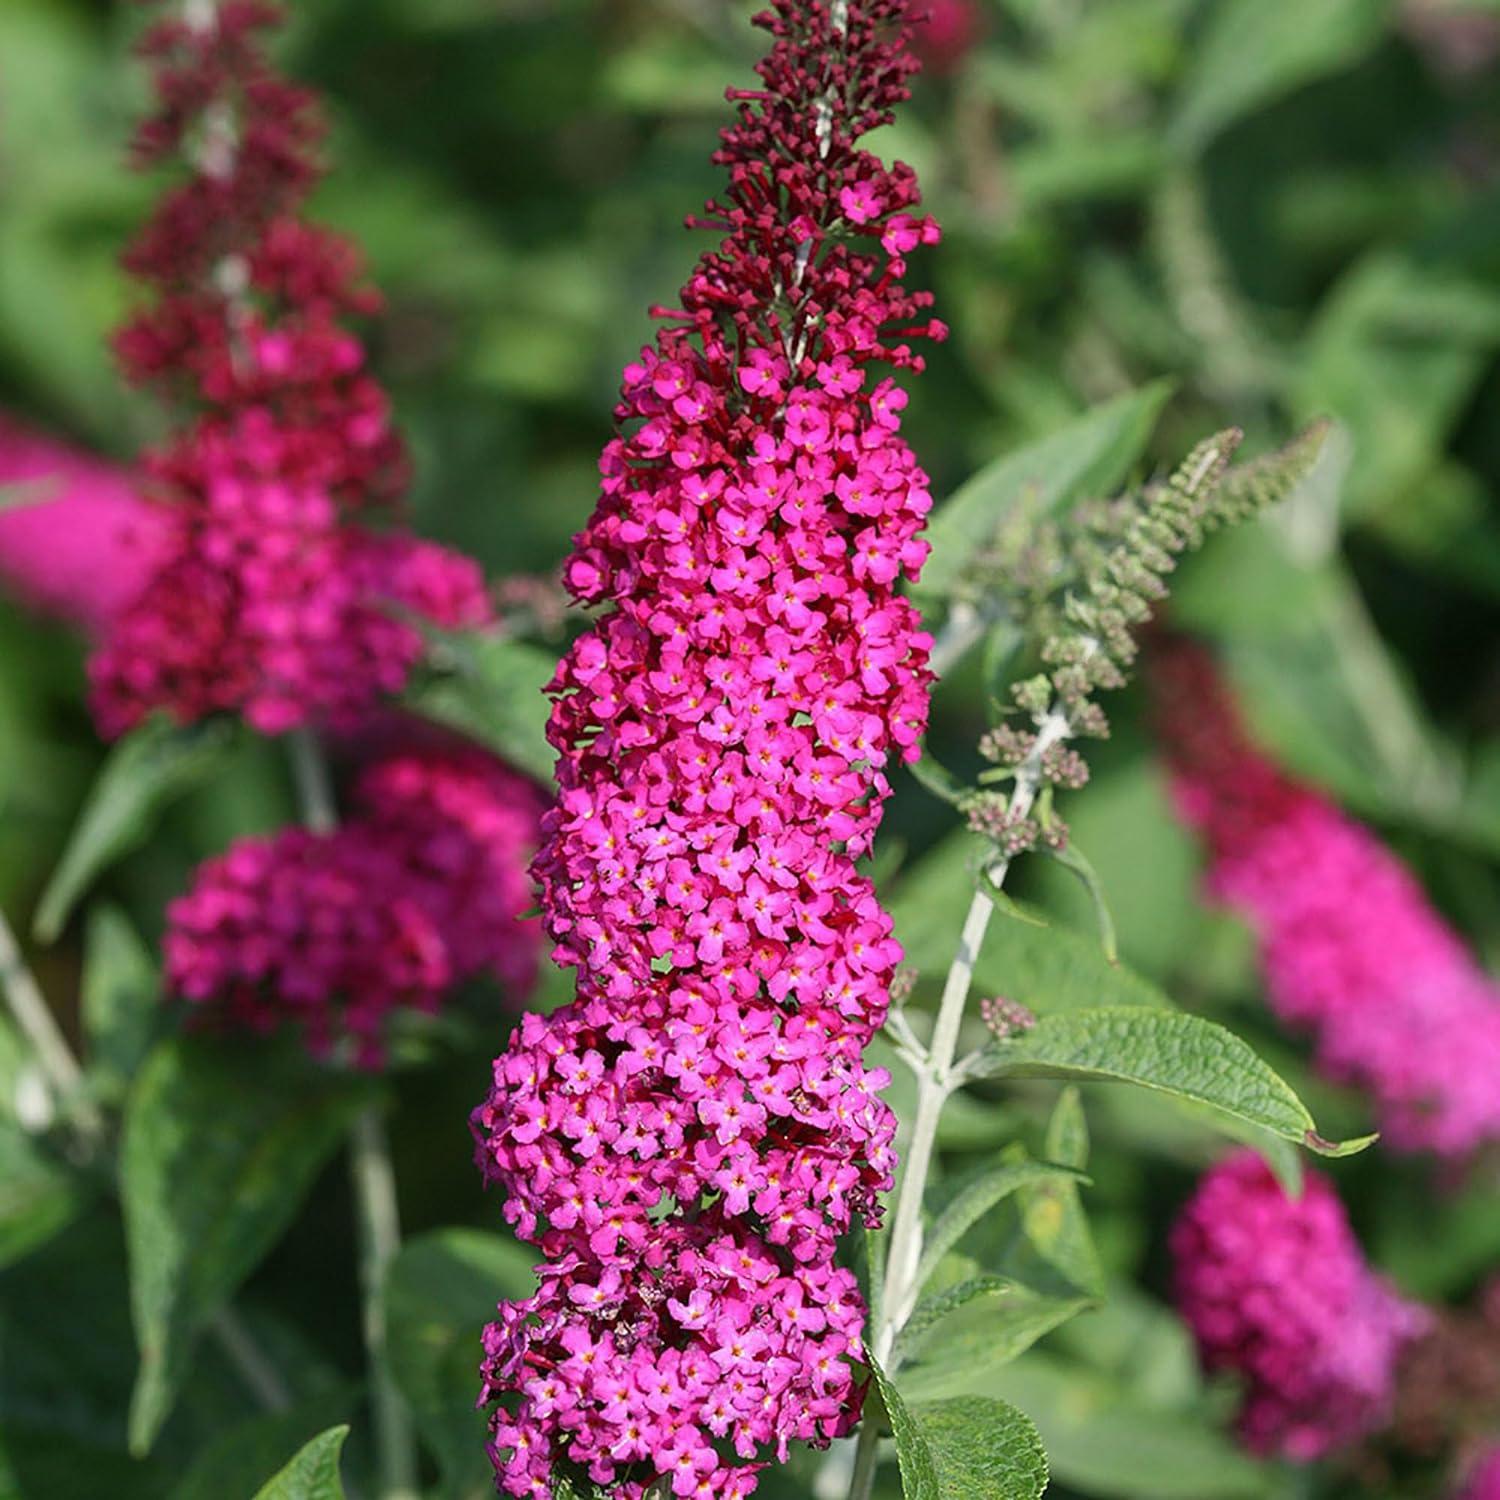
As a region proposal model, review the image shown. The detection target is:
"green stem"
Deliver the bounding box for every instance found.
[0,902,103,1143]
[350,1106,419,1500]
[286,726,417,1499]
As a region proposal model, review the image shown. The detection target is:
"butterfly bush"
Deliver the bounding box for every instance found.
[0,415,169,632]
[1152,637,1500,1158]
[90,0,490,739]
[1172,1151,1428,1460]
[166,748,544,1064]
[470,3,943,1494]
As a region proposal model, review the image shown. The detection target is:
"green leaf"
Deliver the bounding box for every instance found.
[405,630,556,783]
[168,1390,357,1500]
[81,906,160,1104]
[918,382,1173,603]
[973,1007,1369,1155]
[1044,841,1118,963]
[868,1354,941,1499]
[1019,1088,1103,1298]
[898,1285,1093,1397]
[916,1160,1084,1294]
[909,1396,1050,1500]
[122,1038,373,1454]
[250,1425,349,1500]
[34,717,238,942]
[980,1353,1273,1498]
[385,1227,539,1498]
[1169,0,1389,154]
[0,1122,85,1271]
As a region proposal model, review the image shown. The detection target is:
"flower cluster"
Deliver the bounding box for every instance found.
[1171,1151,1428,1460]
[166,747,543,1063]
[89,0,490,738]
[1459,1448,1500,1500]
[471,3,942,1494]
[1151,635,1500,1158]
[0,415,169,633]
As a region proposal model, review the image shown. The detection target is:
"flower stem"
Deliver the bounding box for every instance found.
[0,902,104,1143]
[286,725,417,1499]
[848,701,1072,1500]
[350,1105,419,1500]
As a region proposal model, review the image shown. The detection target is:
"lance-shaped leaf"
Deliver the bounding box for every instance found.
[250,1425,349,1500]
[122,1038,374,1453]
[1020,1087,1103,1298]
[915,1159,1086,1295]
[970,1006,1373,1157]
[34,716,238,942]
[867,1354,941,1499]
[81,905,159,1104]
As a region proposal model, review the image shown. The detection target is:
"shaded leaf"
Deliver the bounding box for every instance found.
[1019,1088,1103,1298]
[122,1038,373,1454]
[0,1122,85,1271]
[405,630,556,783]
[385,1227,539,1498]
[916,1159,1084,1294]
[868,1354,941,1499]
[35,717,238,943]
[81,905,160,1104]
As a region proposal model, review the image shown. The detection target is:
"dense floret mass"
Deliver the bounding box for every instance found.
[166,748,543,1062]
[1171,1152,1427,1460]
[90,1,491,736]
[470,2,943,1494]
[1152,636,1500,1158]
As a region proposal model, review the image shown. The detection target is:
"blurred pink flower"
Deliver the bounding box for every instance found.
[1172,1151,1428,1460]
[0,416,169,632]
[1151,635,1500,1159]
[1459,1447,1500,1500]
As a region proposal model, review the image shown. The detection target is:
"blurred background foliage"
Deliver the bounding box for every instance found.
[1,0,1498,1497]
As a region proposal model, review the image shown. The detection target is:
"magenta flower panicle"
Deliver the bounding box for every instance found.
[1151,635,1500,1159]
[1171,1151,1427,1461]
[90,0,491,738]
[470,2,943,1494]
[166,748,544,1065]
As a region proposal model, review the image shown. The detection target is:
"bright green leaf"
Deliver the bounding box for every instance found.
[122,1038,373,1454]
[250,1425,349,1500]
[169,1391,356,1500]
[973,1006,1369,1155]
[1019,1088,1103,1298]
[34,717,239,943]
[385,1227,539,1498]
[909,1395,1050,1500]
[916,1160,1085,1294]
[868,1354,941,1499]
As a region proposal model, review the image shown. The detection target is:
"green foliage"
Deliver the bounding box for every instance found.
[0,1123,86,1272]
[974,1006,1374,1157]
[34,718,239,943]
[249,1425,350,1500]
[403,630,557,784]
[121,1039,374,1454]
[384,1228,539,1498]
[910,1397,1050,1500]
[81,905,160,1106]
